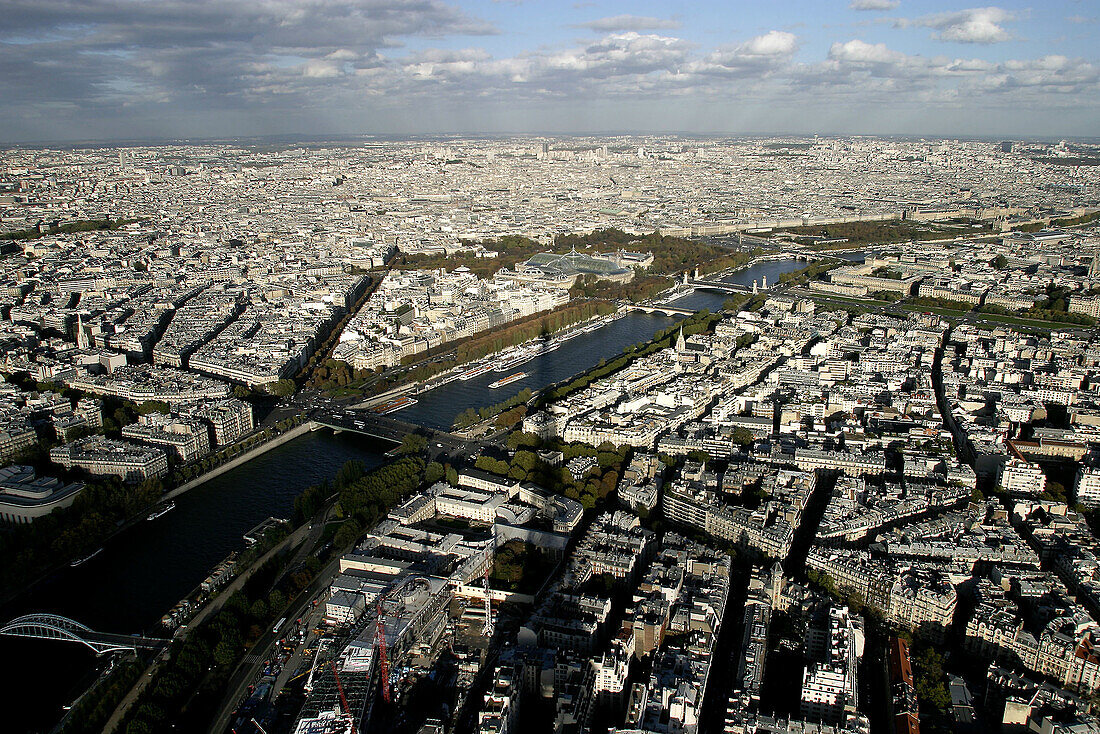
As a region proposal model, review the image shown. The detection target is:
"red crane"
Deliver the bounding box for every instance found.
[330,661,359,734]
[375,598,390,703]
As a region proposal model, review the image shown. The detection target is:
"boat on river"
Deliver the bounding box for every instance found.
[489,372,527,389]
[147,501,176,521]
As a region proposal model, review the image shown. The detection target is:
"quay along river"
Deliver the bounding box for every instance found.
[0,257,805,733]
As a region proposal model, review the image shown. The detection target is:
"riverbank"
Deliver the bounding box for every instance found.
[102,518,317,734]
[163,421,315,502]
[0,420,315,610]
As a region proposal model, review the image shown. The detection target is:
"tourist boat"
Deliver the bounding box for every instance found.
[494,352,534,372]
[458,363,494,380]
[489,372,528,389]
[557,329,581,342]
[582,318,608,333]
[371,395,418,414]
[70,548,103,567]
[147,501,176,521]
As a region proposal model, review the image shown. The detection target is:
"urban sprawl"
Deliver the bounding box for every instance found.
[2,137,1100,734]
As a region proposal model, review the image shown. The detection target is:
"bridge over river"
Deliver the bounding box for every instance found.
[312,409,474,455]
[0,614,168,656]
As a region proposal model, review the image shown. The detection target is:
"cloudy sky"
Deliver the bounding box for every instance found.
[1,0,1098,143]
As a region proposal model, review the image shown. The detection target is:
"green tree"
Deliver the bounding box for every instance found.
[269,379,296,397]
[425,461,445,484]
[397,433,428,455]
[730,427,756,446]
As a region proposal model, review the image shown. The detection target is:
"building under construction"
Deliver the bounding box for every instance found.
[293,574,453,734]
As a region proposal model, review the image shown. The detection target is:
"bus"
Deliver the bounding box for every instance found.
[272,617,286,635]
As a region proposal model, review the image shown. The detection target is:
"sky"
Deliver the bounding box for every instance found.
[1,0,1098,143]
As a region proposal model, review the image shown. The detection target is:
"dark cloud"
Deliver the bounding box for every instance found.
[573,15,681,33]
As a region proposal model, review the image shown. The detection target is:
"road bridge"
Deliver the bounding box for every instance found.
[0,614,168,656]
[313,410,471,454]
[687,279,754,295]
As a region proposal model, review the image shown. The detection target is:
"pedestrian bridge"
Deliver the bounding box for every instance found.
[0,613,168,656]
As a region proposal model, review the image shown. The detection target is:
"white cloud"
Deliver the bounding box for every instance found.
[896,6,1018,44]
[849,0,900,11]
[828,39,908,64]
[739,30,798,57]
[303,61,341,78]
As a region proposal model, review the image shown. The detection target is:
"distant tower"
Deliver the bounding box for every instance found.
[75,313,88,349]
[752,280,758,294]
[762,275,768,289]
[676,326,686,352]
[694,267,699,280]
[683,271,689,286]
[1090,247,1100,280]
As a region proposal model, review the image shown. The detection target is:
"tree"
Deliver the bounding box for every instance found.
[213,629,242,667]
[425,461,445,484]
[730,427,755,446]
[913,645,951,714]
[333,518,362,549]
[136,400,170,415]
[335,460,365,491]
[397,433,428,455]
[269,379,296,397]
[507,432,540,450]
[511,451,538,474]
[1042,481,1067,504]
[992,254,1009,270]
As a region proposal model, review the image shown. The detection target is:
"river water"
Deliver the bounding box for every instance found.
[0,257,805,732]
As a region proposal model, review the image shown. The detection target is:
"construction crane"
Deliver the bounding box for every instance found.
[482,565,494,639]
[375,599,391,703]
[330,661,359,734]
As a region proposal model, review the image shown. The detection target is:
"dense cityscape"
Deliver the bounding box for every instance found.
[0,133,1098,734]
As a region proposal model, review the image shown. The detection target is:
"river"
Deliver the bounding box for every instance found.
[398,257,808,430]
[0,430,391,733]
[0,257,805,733]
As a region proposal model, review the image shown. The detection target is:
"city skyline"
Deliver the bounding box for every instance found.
[2,0,1099,143]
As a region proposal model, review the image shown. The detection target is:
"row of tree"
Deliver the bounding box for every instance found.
[0,218,144,241]
[454,388,534,430]
[118,532,321,732]
[331,456,427,549]
[354,300,618,400]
